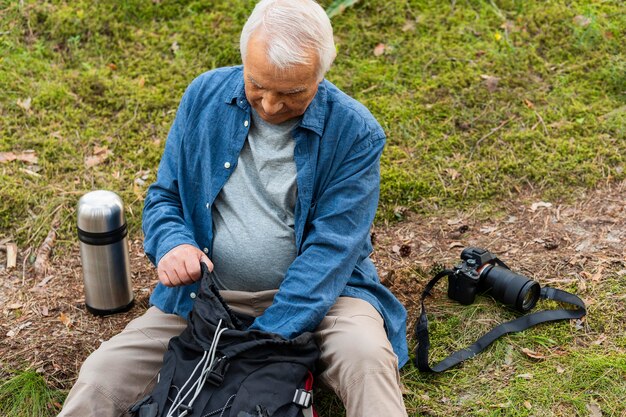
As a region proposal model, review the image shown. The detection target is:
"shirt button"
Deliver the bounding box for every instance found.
[224,162,231,169]
[190,292,197,299]
[203,247,209,254]
[244,120,249,127]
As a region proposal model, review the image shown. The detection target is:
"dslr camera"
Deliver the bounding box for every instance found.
[447,247,541,312]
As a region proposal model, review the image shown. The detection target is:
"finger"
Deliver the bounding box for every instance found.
[158,268,173,287]
[182,258,200,284]
[200,255,214,272]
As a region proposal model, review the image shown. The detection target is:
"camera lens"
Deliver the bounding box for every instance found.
[479,265,541,312]
[520,281,540,311]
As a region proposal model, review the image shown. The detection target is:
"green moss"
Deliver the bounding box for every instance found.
[0,2,624,414]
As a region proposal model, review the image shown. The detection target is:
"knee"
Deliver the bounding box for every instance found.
[335,332,398,372]
[321,316,399,375]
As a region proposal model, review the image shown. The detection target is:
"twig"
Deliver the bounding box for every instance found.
[469,117,516,159]
[33,216,60,277]
[6,243,17,269]
[22,246,31,286]
[534,110,549,137]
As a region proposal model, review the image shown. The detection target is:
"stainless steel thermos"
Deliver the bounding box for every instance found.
[77,190,134,315]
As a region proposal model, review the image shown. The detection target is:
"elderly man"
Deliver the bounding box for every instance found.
[58,0,408,416]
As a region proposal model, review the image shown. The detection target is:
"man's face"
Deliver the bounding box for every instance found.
[243,36,320,125]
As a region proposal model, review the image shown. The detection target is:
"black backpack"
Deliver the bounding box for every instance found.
[131,263,320,417]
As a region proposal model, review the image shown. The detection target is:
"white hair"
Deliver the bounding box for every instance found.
[240,0,336,80]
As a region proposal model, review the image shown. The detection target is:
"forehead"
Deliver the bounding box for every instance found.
[244,36,318,87]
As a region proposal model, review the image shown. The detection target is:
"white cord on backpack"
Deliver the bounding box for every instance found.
[165,319,228,417]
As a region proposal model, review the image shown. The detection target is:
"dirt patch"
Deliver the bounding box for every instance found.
[1,181,624,390]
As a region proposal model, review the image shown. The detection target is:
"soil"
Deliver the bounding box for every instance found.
[1,181,624,392]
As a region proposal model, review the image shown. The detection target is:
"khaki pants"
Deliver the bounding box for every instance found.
[58,293,407,417]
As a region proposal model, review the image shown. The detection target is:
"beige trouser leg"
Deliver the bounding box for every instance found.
[58,293,406,417]
[57,306,188,417]
[314,297,407,417]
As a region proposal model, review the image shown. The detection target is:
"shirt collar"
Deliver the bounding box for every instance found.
[225,66,327,137]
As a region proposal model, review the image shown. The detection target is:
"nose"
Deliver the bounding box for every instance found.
[261,93,283,115]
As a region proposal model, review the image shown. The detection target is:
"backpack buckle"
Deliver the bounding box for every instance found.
[292,388,313,408]
[207,356,229,386]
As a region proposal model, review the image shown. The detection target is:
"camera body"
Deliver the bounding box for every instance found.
[447,247,540,312]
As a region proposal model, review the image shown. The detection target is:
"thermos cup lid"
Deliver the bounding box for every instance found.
[77,190,126,233]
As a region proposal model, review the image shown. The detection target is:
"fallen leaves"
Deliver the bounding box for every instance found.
[0,150,38,164]
[85,146,113,168]
[480,74,500,93]
[521,347,546,360]
[530,201,552,212]
[59,312,72,328]
[6,322,32,338]
[392,244,411,257]
[573,15,592,27]
[17,97,32,112]
[373,43,387,57]
[586,402,602,417]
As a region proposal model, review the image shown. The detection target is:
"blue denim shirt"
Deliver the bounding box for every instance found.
[143,66,408,367]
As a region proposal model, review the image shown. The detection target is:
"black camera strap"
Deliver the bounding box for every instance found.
[414,269,586,372]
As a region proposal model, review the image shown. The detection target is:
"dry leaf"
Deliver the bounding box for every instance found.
[530,201,552,211]
[586,402,602,417]
[0,150,38,164]
[0,152,16,163]
[18,150,38,164]
[523,401,532,410]
[17,97,32,111]
[524,98,534,109]
[592,334,607,345]
[107,62,118,71]
[7,303,23,310]
[171,41,180,53]
[480,74,500,93]
[516,373,533,380]
[447,218,463,225]
[573,15,592,27]
[521,347,546,360]
[445,168,460,180]
[556,365,565,374]
[480,226,497,234]
[402,21,415,32]
[449,241,464,249]
[392,245,401,254]
[85,147,113,168]
[138,76,145,87]
[6,321,32,338]
[591,267,604,282]
[373,43,386,57]
[59,312,72,328]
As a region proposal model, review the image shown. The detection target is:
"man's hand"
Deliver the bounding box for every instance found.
[157,244,213,287]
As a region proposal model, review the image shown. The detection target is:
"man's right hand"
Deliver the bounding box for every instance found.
[157,244,214,287]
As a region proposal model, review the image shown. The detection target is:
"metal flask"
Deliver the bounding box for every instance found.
[77,190,134,315]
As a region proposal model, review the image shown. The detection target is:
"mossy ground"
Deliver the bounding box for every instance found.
[0,1,624,416]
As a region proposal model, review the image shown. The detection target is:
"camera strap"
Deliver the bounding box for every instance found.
[414,269,586,372]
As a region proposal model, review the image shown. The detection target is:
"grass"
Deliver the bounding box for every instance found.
[0,0,624,416]
[0,370,64,417]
